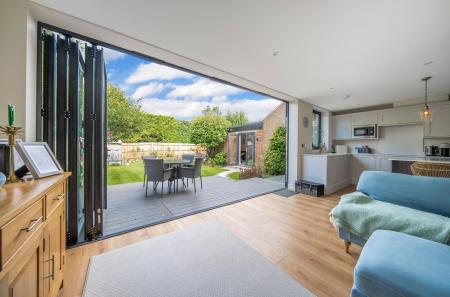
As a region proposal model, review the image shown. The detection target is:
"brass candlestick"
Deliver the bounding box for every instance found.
[0,126,23,183]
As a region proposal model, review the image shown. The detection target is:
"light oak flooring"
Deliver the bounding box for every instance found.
[61,187,360,297]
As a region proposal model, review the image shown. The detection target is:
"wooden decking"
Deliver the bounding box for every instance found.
[62,186,360,297]
[104,176,285,235]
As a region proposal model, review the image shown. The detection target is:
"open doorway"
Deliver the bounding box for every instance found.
[38,24,288,245]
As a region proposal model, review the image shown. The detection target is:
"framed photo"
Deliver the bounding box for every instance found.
[15,142,63,179]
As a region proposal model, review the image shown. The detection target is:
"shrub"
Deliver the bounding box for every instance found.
[263,126,286,175]
[210,152,227,166]
[240,166,261,179]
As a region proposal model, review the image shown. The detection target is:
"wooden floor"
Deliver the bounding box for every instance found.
[61,187,360,297]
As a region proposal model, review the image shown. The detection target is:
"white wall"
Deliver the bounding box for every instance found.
[335,124,424,155]
[287,99,314,189]
[0,0,27,136]
[0,0,37,141]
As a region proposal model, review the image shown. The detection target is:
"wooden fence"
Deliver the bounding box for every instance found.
[107,142,205,164]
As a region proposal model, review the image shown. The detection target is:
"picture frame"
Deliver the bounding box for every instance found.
[15,142,63,179]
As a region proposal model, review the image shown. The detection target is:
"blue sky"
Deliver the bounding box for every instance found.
[103,47,280,121]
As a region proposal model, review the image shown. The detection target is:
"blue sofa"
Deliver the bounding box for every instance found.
[338,171,450,252]
[352,230,450,297]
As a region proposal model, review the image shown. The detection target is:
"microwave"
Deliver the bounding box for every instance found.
[352,125,377,139]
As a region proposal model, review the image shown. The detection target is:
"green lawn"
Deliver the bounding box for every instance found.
[107,161,226,185]
[227,172,240,180]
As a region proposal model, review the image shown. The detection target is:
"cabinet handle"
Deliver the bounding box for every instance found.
[54,194,64,201]
[44,254,55,280]
[20,216,43,232]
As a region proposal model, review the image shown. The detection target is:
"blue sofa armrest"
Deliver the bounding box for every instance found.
[357,171,450,217]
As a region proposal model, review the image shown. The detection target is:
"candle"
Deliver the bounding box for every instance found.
[8,104,15,126]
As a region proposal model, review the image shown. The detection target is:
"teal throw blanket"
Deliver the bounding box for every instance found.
[330,192,450,244]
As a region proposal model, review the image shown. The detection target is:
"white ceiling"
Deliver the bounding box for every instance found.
[31,0,450,111]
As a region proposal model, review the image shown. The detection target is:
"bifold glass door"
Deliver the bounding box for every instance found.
[39,30,106,246]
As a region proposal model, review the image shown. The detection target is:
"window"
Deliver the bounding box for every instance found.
[312,110,321,149]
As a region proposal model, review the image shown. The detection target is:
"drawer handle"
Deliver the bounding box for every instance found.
[20,216,43,232]
[53,194,64,201]
[44,254,55,280]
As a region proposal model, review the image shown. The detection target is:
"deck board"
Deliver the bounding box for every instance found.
[104,176,284,235]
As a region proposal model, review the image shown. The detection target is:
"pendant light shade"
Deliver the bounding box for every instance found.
[419,76,433,122]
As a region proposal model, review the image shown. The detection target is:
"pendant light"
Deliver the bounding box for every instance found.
[419,76,433,122]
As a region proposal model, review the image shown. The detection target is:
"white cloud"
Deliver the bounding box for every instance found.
[140,97,281,122]
[102,47,126,63]
[167,79,243,100]
[126,63,195,84]
[132,83,166,98]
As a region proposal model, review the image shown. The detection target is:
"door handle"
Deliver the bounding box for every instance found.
[53,194,64,201]
[44,254,55,280]
[96,208,102,224]
[20,216,43,232]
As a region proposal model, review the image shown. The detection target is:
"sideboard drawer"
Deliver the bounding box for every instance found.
[1,198,44,268]
[45,182,65,218]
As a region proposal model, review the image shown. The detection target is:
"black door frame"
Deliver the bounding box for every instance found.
[36,22,291,246]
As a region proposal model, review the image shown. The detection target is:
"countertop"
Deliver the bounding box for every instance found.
[302,153,450,163]
[389,156,450,163]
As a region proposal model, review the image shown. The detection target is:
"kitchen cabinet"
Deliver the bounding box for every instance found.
[332,115,352,140]
[302,154,351,194]
[424,103,450,137]
[378,106,421,126]
[377,156,393,172]
[351,155,377,184]
[0,173,70,297]
[352,112,378,126]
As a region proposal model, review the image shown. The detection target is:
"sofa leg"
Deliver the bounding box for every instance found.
[344,240,351,253]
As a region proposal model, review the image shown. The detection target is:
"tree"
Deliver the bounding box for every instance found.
[107,83,145,142]
[202,105,222,116]
[263,127,286,175]
[190,114,230,157]
[175,120,192,143]
[226,111,249,126]
[107,83,192,143]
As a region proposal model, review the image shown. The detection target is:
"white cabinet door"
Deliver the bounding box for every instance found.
[425,104,450,137]
[351,155,377,184]
[377,156,392,172]
[332,116,352,140]
[378,106,421,126]
[352,112,378,126]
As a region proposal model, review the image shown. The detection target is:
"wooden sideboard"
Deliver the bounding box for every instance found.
[0,172,71,297]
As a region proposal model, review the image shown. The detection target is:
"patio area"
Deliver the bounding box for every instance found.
[103,175,285,236]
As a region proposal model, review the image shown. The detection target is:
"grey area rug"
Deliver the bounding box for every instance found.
[83,221,314,297]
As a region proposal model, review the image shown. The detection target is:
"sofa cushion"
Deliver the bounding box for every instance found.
[354,230,450,297]
[357,171,450,217]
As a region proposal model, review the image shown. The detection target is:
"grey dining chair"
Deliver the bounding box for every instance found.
[144,158,173,197]
[143,156,156,188]
[179,157,203,193]
[181,154,195,168]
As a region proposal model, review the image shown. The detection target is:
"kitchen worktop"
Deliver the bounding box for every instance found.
[389,156,450,163]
